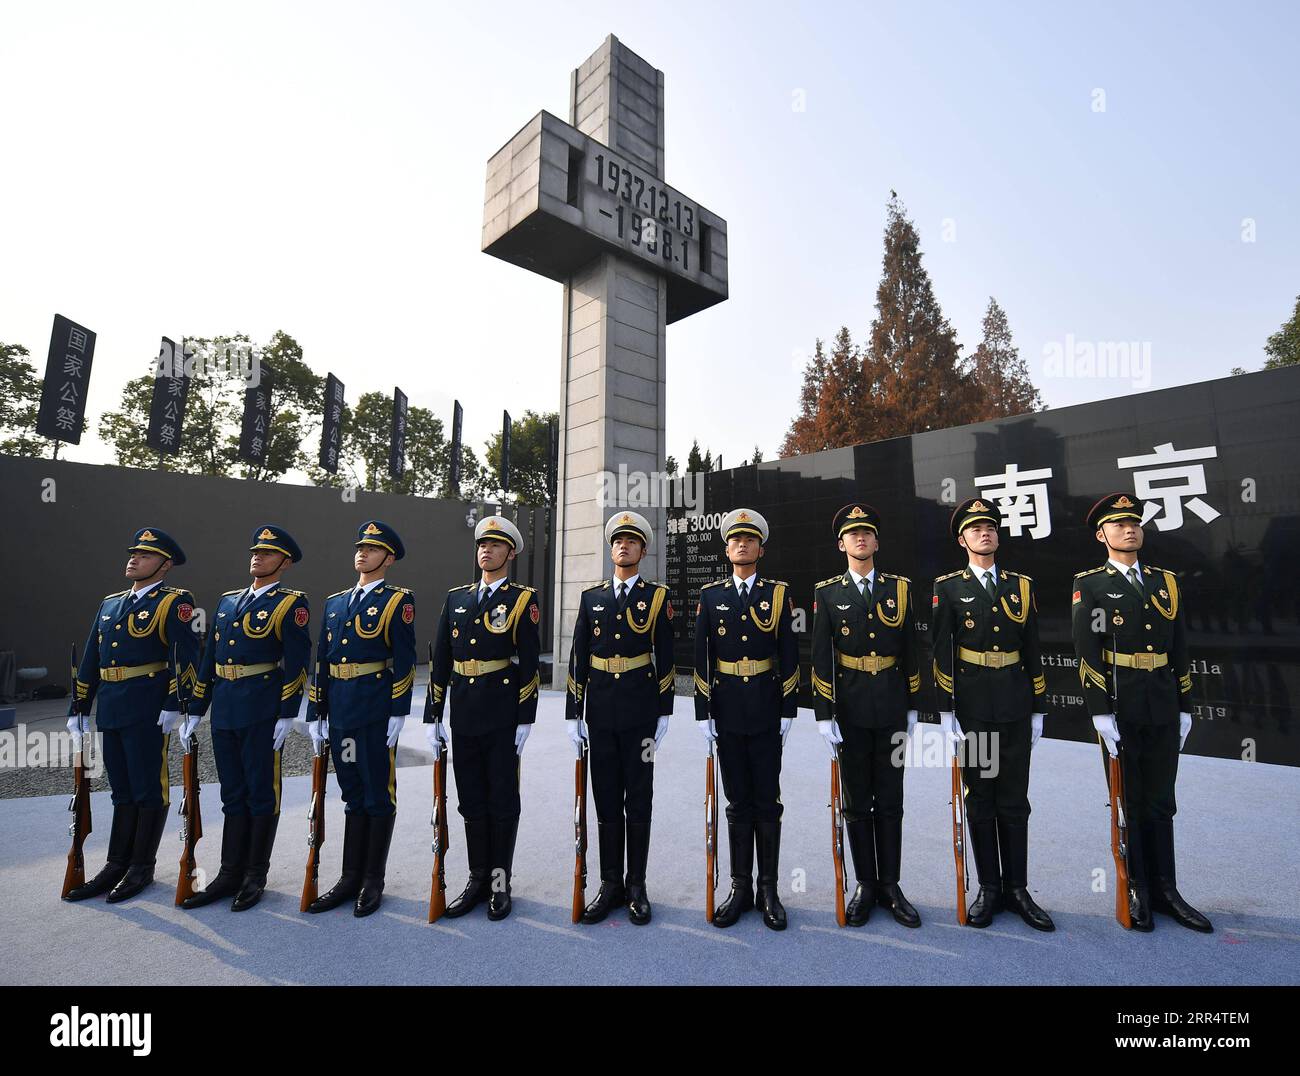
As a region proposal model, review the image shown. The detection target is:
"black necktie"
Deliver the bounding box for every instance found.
[475,584,489,616]
[346,588,364,618]
[234,589,253,618]
[737,580,751,610]
[983,571,996,599]
[617,581,629,611]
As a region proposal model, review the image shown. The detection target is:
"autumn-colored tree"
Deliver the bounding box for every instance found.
[968,297,1044,418]
[866,192,980,436]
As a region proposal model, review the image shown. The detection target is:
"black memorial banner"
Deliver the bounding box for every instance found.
[237,362,275,465]
[501,409,512,495]
[389,386,408,481]
[35,314,95,446]
[666,366,1300,766]
[449,399,463,496]
[320,372,344,474]
[145,337,190,455]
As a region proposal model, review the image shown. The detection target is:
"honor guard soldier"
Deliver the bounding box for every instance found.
[64,528,200,903]
[304,521,415,917]
[1072,493,1211,932]
[183,525,311,911]
[426,514,541,921]
[564,511,675,925]
[811,504,922,928]
[694,509,799,930]
[932,498,1054,931]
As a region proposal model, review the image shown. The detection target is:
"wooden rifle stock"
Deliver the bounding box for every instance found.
[62,644,91,899]
[949,635,969,925]
[830,750,847,927]
[429,750,449,922]
[174,639,203,906]
[704,741,718,923]
[571,739,588,923]
[1106,631,1133,929]
[301,740,329,912]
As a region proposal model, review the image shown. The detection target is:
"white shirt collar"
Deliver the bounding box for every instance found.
[247,578,279,599]
[614,574,640,592]
[732,573,757,591]
[352,578,384,600]
[968,562,998,585]
[1108,558,1143,580]
[130,579,163,602]
[479,576,507,597]
[848,567,876,589]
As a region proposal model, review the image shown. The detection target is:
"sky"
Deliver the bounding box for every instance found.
[2,0,1297,474]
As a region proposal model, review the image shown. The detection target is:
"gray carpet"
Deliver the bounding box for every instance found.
[3,692,1296,985]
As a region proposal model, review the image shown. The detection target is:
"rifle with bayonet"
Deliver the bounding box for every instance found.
[427,643,449,923]
[300,656,330,913]
[571,735,588,923]
[704,739,718,922]
[830,744,847,927]
[174,637,203,906]
[1105,630,1133,929]
[61,643,92,899]
[949,634,969,925]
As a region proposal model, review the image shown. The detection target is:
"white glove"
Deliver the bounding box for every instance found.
[940,712,963,758]
[514,723,531,756]
[387,715,406,748]
[1030,713,1045,748]
[817,718,843,758]
[906,710,918,738]
[1178,712,1193,750]
[697,718,717,744]
[157,709,182,734]
[780,717,793,747]
[310,718,328,751]
[565,718,587,749]
[180,714,201,747]
[1092,714,1121,757]
[66,714,88,749]
[273,718,295,751]
[654,715,670,747]
[425,722,447,758]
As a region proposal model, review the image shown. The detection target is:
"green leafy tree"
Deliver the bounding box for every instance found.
[1263,295,1300,369]
[484,409,559,505]
[0,341,48,456]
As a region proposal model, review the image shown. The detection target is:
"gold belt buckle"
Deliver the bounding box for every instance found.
[734,658,759,677]
[337,663,356,680]
[605,656,629,674]
[460,660,480,677]
[1132,653,1158,671]
[102,667,124,683]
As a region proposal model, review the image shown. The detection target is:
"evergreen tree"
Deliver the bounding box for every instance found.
[968,297,1044,418]
[1263,295,1300,369]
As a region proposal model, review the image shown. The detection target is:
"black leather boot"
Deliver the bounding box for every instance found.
[1147,819,1212,933]
[581,821,626,924]
[182,813,249,909]
[873,816,920,928]
[106,805,168,904]
[487,818,518,921]
[232,813,279,911]
[712,821,754,928]
[998,819,1055,932]
[354,814,396,918]
[65,804,137,901]
[625,821,652,925]
[966,818,1002,927]
[1129,885,1154,931]
[844,818,875,926]
[307,812,368,913]
[755,820,787,931]
[445,819,491,918]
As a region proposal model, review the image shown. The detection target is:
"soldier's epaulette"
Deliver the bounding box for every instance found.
[815,575,842,589]
[1143,565,1172,577]
[763,578,789,587]
[880,572,911,583]
[384,585,413,595]
[222,588,246,597]
[1073,566,1107,579]
[276,587,306,597]
[1004,570,1033,582]
[583,580,610,592]
[700,579,730,591]
[934,569,964,584]
[510,583,537,594]
[328,588,351,599]
[451,583,475,592]
[159,584,187,594]
[104,589,130,600]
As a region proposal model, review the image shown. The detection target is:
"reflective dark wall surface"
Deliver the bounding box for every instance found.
[666,366,1300,766]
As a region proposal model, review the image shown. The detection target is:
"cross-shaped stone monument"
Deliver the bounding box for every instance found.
[482,34,729,683]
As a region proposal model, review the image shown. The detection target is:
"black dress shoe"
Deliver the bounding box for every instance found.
[845,882,874,927]
[106,806,168,904]
[445,820,491,918]
[65,804,137,902]
[1151,883,1213,933]
[626,883,652,926]
[485,819,517,921]
[183,814,249,909]
[581,881,627,924]
[232,814,279,912]
[1129,886,1154,932]
[445,874,489,918]
[713,882,754,928]
[1004,885,1055,932]
[307,813,367,913]
[487,888,513,921]
[966,885,1001,927]
[756,883,787,931]
[876,882,921,928]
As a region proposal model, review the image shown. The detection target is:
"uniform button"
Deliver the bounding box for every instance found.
[741,635,748,641]
[614,673,621,680]
[742,676,749,682]
[992,608,999,615]
[870,651,876,657]
[111,641,118,648]
[115,624,121,631]
[1147,645,1154,652]
[110,660,117,666]
[616,614,623,621]
[741,614,748,622]
[375,673,381,679]
[614,633,621,640]
[469,677,476,684]
[993,626,1000,632]
[868,613,874,620]
[993,645,1000,651]
[503,678,509,685]
[869,632,876,639]
[229,640,235,645]
[1145,624,1152,630]
[470,639,477,645]
[342,639,348,645]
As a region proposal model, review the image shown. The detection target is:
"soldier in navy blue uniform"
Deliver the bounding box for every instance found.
[694,509,799,930]
[305,520,415,917]
[182,525,311,911]
[426,514,542,921]
[932,497,1054,931]
[810,504,923,928]
[565,511,675,925]
[64,528,200,903]
[1072,493,1211,933]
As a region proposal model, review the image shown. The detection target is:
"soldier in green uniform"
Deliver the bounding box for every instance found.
[810,504,922,928]
[932,498,1054,931]
[1071,493,1211,933]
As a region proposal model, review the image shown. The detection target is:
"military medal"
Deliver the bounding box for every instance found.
[256,610,268,620]
[965,618,975,629]
[492,602,509,628]
[886,598,896,609]
[136,610,149,620]
[366,606,378,616]
[841,625,850,635]
[1159,589,1168,599]
[759,601,770,611]
[637,600,647,611]
[1113,614,1124,625]
[593,625,601,636]
[1010,593,1020,604]
[718,626,726,636]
